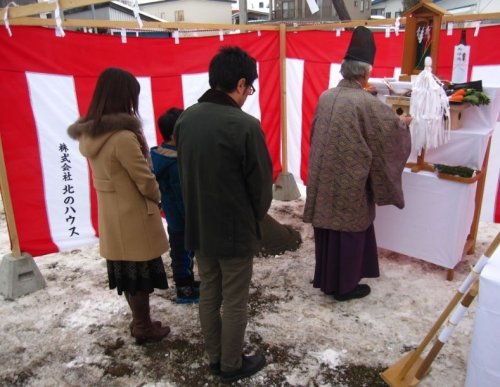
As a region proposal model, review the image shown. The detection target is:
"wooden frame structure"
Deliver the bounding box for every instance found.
[0,0,499,261]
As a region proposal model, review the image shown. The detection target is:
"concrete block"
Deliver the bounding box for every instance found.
[273,172,301,201]
[0,252,46,300]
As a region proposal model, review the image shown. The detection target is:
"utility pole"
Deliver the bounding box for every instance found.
[239,0,248,24]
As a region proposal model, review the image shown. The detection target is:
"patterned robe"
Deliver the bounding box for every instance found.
[303,79,411,232]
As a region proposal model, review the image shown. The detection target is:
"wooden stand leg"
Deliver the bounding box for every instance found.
[465,137,492,255]
[406,148,434,173]
[446,269,454,281]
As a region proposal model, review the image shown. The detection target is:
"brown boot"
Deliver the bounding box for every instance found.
[124,292,162,333]
[127,291,170,344]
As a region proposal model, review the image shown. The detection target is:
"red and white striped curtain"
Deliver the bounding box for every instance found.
[1,25,499,257]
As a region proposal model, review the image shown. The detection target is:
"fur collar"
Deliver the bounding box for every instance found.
[67,113,141,139]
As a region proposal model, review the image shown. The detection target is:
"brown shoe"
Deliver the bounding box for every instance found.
[131,321,170,345]
[129,320,162,334]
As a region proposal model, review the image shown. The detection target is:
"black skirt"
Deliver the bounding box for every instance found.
[313,224,379,295]
[107,257,168,295]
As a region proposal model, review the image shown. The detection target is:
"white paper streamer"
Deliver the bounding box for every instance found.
[447,22,454,36]
[121,28,127,43]
[409,57,451,152]
[219,29,224,41]
[305,0,319,14]
[173,30,179,45]
[3,2,18,37]
[394,17,400,36]
[385,26,390,38]
[336,28,341,37]
[132,0,143,29]
[474,21,481,37]
[54,1,65,37]
[258,30,261,37]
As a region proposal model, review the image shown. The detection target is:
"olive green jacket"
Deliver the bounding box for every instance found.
[175,90,273,258]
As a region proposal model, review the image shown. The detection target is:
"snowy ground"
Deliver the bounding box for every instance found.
[1,196,499,387]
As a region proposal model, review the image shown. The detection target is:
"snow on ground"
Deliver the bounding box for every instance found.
[1,196,499,386]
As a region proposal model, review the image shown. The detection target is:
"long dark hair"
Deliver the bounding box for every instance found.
[85,67,140,135]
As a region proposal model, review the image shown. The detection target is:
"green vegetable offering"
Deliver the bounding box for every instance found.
[463,89,490,106]
[434,164,475,178]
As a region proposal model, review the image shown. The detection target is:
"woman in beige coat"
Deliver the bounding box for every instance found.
[68,67,170,344]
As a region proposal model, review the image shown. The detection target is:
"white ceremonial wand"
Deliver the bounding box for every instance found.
[407,56,451,173]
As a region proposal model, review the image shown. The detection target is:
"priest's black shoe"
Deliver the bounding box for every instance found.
[209,362,220,375]
[333,284,370,301]
[220,353,266,384]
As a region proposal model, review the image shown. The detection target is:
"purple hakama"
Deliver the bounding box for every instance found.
[313,224,379,295]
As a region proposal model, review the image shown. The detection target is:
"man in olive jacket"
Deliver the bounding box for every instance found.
[175,47,273,384]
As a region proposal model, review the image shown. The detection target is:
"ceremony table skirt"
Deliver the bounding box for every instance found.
[374,168,477,269]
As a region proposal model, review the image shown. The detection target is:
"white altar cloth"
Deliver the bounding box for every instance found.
[465,244,500,387]
[373,86,497,269]
[374,169,477,269]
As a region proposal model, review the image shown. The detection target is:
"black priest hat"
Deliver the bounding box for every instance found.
[344,26,376,65]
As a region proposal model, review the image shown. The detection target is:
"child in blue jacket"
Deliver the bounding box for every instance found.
[151,108,199,303]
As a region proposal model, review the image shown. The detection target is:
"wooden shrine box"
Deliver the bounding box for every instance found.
[447,103,469,130]
[386,96,468,130]
[386,96,410,116]
[400,0,450,79]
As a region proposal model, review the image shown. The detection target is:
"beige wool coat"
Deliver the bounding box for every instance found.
[303,79,411,232]
[68,113,168,261]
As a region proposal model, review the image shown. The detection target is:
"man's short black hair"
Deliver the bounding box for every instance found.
[208,46,258,93]
[158,107,183,142]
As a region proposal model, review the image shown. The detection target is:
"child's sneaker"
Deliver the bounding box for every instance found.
[176,285,200,304]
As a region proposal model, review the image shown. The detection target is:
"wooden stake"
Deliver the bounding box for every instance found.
[279,22,288,174]
[381,232,500,386]
[414,282,479,381]
[0,135,21,257]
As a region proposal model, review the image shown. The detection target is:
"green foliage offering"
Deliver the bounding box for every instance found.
[463,89,491,106]
[434,164,475,178]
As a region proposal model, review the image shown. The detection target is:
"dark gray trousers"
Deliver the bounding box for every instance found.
[196,253,253,372]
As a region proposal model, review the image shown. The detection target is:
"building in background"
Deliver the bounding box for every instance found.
[140,0,234,24]
[232,9,271,23]
[270,0,371,21]
[371,0,500,20]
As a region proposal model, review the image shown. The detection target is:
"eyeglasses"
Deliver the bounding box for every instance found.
[247,84,256,95]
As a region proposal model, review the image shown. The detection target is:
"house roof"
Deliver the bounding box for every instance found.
[403,0,449,17]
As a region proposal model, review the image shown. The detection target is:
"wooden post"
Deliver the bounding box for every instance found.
[279,22,288,174]
[465,136,492,254]
[273,23,301,200]
[0,135,21,257]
